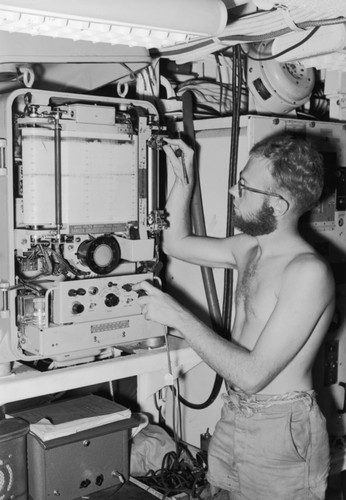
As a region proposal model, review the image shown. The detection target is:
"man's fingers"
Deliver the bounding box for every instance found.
[163,144,179,163]
[132,280,157,295]
[163,139,193,160]
[163,138,185,147]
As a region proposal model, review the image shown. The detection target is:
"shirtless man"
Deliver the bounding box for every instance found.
[134,134,335,499]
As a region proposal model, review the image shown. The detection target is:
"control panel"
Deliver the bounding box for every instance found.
[52,274,150,324]
[0,89,167,368]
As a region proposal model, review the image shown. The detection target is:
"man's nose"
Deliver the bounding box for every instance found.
[229,184,238,197]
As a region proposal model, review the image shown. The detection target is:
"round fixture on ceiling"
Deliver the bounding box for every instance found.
[247,40,315,114]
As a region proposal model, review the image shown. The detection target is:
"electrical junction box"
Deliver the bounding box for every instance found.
[27,417,137,500]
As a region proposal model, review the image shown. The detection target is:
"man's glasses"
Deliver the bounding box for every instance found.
[237,179,289,207]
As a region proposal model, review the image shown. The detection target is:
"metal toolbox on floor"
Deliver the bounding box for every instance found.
[27,418,137,500]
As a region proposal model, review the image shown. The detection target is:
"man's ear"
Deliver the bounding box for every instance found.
[271,197,289,217]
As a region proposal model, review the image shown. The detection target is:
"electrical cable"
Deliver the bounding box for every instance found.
[172,380,184,455]
[155,15,346,64]
[166,46,244,412]
[170,90,225,411]
[241,25,320,61]
[135,442,209,499]
[222,45,242,333]
[217,16,344,45]
[214,53,223,116]
[307,81,330,119]
[175,78,248,116]
[182,91,223,336]
[50,246,89,277]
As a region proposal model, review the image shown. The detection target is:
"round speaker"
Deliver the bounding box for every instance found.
[77,235,121,275]
[0,463,14,499]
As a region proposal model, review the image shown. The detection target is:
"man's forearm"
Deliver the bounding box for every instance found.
[173,308,256,393]
[162,177,194,253]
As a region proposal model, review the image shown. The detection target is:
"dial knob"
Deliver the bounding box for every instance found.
[104,293,119,307]
[72,302,84,314]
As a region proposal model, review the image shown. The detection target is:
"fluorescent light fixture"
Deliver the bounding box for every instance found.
[0,0,228,48]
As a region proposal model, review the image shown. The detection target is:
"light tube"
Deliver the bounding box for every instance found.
[0,0,228,48]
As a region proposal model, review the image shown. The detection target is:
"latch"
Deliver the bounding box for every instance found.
[0,138,6,176]
[0,281,10,318]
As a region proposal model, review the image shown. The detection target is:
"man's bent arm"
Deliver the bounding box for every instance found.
[135,256,334,394]
[162,139,251,269]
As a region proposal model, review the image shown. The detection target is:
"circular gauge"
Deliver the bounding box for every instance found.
[77,235,121,275]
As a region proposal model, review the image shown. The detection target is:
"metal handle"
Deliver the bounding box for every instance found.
[0,281,10,319]
[338,382,346,414]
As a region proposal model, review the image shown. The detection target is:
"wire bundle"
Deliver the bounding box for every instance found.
[175,77,248,116]
[156,10,346,64]
[135,445,208,499]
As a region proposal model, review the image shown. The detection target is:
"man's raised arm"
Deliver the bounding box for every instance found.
[162,138,248,269]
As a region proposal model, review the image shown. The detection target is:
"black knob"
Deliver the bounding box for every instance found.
[77,288,86,296]
[96,474,104,486]
[68,289,78,297]
[80,479,91,488]
[104,293,119,307]
[72,302,84,314]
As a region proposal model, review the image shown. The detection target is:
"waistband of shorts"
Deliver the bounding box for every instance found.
[222,386,316,417]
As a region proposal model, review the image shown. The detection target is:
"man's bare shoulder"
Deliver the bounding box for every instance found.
[287,250,331,271]
[283,250,334,296]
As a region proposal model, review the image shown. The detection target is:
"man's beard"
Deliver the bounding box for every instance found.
[233,199,277,236]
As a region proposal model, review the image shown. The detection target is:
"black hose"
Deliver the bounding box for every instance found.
[174,91,224,410]
[175,47,243,410]
[222,45,242,332]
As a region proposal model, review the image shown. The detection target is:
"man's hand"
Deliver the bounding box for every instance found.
[133,280,188,329]
[163,138,194,185]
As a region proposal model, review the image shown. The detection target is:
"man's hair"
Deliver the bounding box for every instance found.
[249,134,324,215]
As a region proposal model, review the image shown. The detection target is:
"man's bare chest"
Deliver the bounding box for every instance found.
[236,258,281,318]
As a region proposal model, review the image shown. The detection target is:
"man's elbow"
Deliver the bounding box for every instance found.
[235,380,262,395]
[161,239,169,255]
[233,370,272,395]
[161,239,174,256]
[162,237,185,258]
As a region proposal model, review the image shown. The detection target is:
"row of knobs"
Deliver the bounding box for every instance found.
[72,293,119,314]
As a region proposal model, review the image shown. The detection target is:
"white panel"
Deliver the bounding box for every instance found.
[166,115,346,445]
[165,125,243,446]
[21,129,138,226]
